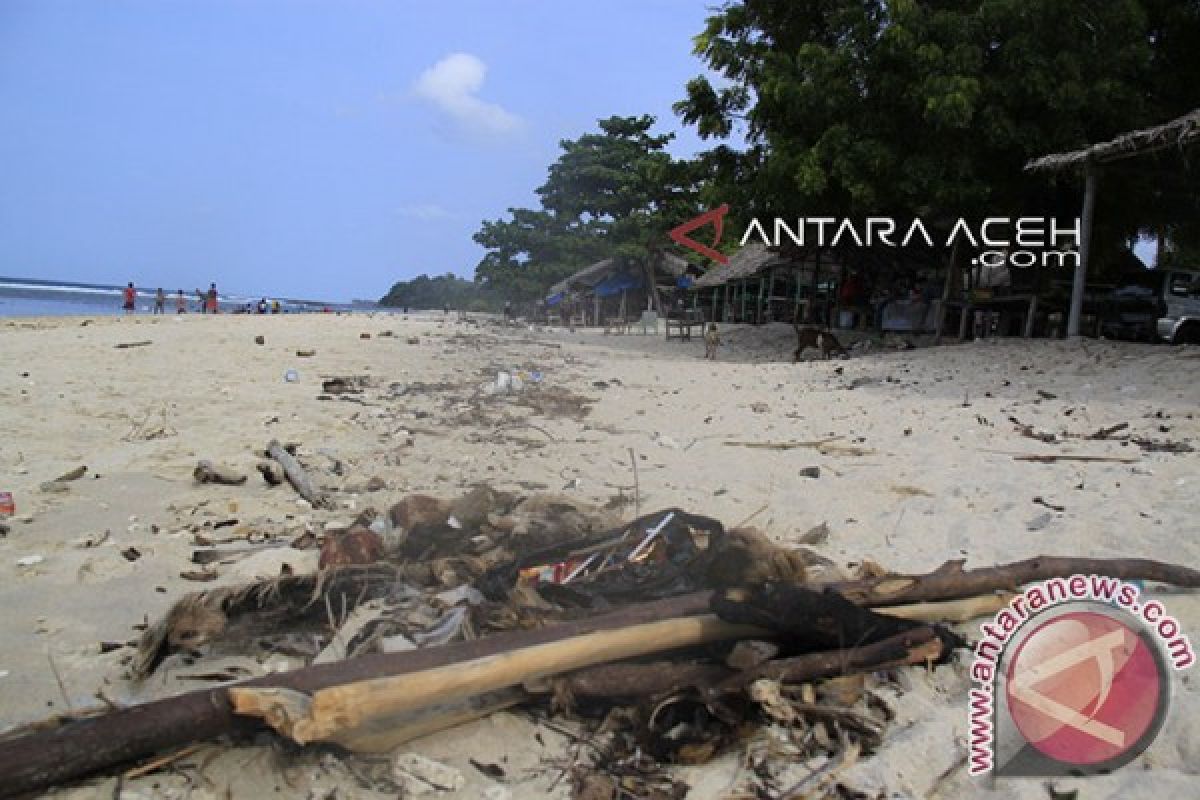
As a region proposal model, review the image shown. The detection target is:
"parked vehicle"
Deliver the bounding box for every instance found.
[1100,268,1200,343]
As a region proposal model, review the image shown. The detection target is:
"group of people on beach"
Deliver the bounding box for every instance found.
[123,282,220,315]
[122,282,279,315]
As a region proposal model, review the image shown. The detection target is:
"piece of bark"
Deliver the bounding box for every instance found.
[193,461,248,486]
[266,440,331,509]
[55,466,87,482]
[829,556,1200,607]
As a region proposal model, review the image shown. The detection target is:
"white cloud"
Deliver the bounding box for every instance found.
[413,53,523,136]
[395,203,453,221]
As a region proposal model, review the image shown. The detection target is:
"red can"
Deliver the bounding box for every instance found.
[0,491,14,517]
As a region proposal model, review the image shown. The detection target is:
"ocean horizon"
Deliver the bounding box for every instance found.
[0,276,373,317]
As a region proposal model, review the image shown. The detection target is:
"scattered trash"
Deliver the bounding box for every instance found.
[1026,512,1055,532]
[16,554,44,568]
[284,369,299,383]
[799,466,821,479]
[296,350,316,357]
[121,547,142,562]
[0,491,14,516]
[254,335,265,345]
[114,340,153,349]
[73,530,111,549]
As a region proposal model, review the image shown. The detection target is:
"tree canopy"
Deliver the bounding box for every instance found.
[675,0,1200,270]
[379,272,493,311]
[472,115,704,303]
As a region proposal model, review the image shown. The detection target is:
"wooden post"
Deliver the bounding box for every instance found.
[934,240,960,344]
[1024,294,1039,338]
[1067,166,1098,338]
[642,258,664,314]
[810,251,822,324]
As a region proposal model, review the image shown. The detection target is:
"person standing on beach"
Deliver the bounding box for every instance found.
[122,282,136,314]
[176,290,187,313]
[154,288,166,314]
[206,283,219,314]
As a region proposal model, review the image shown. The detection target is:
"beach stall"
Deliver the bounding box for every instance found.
[543,253,691,328]
[689,243,843,326]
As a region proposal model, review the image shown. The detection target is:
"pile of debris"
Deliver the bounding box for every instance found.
[2,490,1199,798]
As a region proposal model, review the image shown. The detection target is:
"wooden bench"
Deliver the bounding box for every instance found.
[665,310,705,341]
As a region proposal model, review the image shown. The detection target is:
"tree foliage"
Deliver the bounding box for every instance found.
[379,272,495,311]
[675,0,1200,271]
[473,115,703,302]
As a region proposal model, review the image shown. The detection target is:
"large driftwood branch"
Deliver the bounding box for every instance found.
[543,594,1010,702]
[828,556,1200,607]
[266,439,332,509]
[272,615,765,745]
[0,591,709,798]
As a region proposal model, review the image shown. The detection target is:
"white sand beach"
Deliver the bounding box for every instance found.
[1,312,1198,799]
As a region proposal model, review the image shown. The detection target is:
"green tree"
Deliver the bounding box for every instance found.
[472,115,703,302]
[675,0,1200,273]
[380,272,494,311]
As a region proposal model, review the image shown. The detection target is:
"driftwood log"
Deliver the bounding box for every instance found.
[0,592,712,797]
[192,460,247,486]
[1,555,1197,796]
[827,556,1200,606]
[266,439,332,509]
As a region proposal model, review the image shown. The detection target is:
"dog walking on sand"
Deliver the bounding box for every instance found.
[793,324,847,361]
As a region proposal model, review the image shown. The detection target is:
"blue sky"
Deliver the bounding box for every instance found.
[0,1,717,301]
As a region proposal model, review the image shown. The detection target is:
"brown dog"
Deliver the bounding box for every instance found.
[704,323,720,359]
[793,324,846,361]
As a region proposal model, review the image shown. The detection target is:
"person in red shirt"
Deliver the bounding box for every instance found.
[122,282,136,314]
[206,283,219,314]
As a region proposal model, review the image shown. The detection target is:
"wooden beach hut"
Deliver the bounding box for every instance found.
[689,243,843,326]
[1025,108,1200,337]
[544,253,691,327]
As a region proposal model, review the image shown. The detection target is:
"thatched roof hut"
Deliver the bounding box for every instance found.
[1026,108,1200,172]
[1025,107,1200,336]
[544,252,692,323]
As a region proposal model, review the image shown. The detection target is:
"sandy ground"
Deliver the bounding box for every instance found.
[1,312,1198,799]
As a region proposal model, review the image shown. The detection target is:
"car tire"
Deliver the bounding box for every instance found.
[1174,321,1200,345]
